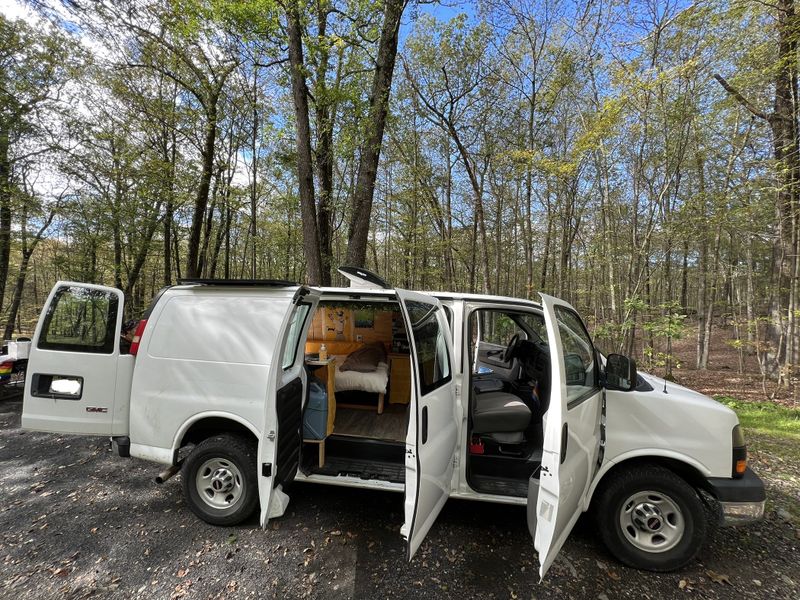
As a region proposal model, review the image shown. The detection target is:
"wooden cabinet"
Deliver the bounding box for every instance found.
[388,353,411,405]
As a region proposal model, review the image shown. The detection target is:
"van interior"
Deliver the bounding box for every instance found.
[466,308,549,496]
[299,299,549,499]
[300,298,409,483]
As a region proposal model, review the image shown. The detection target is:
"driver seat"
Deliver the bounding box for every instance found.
[472,391,531,444]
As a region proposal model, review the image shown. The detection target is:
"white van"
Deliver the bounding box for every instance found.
[21,269,765,577]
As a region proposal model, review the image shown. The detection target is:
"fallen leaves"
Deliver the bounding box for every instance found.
[678,578,696,591]
[706,570,731,585]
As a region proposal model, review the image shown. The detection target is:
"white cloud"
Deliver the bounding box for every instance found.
[0,0,38,24]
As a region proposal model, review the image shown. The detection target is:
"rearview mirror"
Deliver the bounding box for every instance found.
[605,354,637,391]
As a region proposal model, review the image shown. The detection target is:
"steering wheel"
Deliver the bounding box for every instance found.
[503,334,520,362]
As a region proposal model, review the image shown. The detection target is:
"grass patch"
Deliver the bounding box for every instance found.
[715,396,800,440]
[716,396,800,462]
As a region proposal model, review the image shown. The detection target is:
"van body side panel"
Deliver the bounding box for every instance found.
[600,385,736,480]
[129,290,295,453]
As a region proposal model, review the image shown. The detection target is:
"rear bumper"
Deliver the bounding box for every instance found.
[705,467,766,525]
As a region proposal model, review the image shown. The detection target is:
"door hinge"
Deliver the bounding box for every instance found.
[266,430,276,441]
[262,463,272,477]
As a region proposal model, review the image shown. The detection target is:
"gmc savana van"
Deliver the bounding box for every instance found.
[21,268,765,577]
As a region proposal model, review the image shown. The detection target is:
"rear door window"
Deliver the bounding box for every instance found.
[38,286,119,354]
[282,303,311,369]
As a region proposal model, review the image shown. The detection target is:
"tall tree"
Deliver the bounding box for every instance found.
[344,0,407,268]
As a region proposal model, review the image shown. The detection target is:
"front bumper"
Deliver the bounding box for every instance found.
[705,467,766,526]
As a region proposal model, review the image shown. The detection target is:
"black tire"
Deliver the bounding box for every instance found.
[595,465,707,572]
[181,434,258,526]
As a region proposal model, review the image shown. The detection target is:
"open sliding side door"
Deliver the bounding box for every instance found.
[259,287,320,526]
[397,289,459,560]
[530,294,603,577]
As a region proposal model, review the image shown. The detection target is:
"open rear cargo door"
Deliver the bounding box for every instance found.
[22,281,130,436]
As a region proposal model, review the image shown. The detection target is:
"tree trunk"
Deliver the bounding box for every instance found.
[0,126,11,312]
[713,0,799,379]
[186,99,218,279]
[286,3,322,284]
[344,0,407,268]
[3,251,31,340]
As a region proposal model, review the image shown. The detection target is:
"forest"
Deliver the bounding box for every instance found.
[0,0,797,392]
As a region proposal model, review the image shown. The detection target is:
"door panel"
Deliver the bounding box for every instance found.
[532,294,603,577]
[259,289,319,526]
[22,282,126,436]
[397,289,458,560]
[475,340,515,379]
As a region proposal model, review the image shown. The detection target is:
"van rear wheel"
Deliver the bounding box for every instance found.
[595,465,706,572]
[182,434,258,526]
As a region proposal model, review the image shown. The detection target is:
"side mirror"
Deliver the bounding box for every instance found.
[605,353,637,391]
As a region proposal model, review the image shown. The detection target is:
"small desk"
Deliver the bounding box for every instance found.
[303,357,337,467]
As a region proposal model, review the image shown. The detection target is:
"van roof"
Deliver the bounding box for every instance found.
[177,278,300,287]
[170,280,543,310]
[315,286,543,309]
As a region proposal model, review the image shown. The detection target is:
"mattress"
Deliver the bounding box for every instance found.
[332,355,389,394]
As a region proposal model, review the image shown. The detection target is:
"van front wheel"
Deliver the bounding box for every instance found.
[595,465,706,572]
[181,434,258,526]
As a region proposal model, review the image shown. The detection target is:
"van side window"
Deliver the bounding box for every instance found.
[405,300,451,395]
[554,306,599,406]
[282,303,311,370]
[39,286,119,354]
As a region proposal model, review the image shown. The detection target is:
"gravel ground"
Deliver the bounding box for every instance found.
[0,395,797,600]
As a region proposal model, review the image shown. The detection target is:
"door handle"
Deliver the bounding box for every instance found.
[560,423,568,464]
[421,406,428,444]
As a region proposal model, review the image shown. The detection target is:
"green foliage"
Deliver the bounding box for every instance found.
[642,301,686,341]
[716,397,800,444]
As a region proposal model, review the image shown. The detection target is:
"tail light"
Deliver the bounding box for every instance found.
[129,319,148,356]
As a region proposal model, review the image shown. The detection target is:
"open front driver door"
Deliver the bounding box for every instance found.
[397,289,458,560]
[530,294,603,577]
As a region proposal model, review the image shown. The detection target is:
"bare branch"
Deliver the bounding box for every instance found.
[713,74,769,121]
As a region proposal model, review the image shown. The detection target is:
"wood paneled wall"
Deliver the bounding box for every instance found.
[308,304,394,343]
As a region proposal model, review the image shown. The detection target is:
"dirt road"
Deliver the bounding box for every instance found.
[0,397,796,599]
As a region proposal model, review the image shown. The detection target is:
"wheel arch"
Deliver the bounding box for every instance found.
[174,412,260,455]
[587,452,711,510]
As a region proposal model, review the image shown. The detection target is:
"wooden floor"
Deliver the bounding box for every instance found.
[333,405,409,442]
